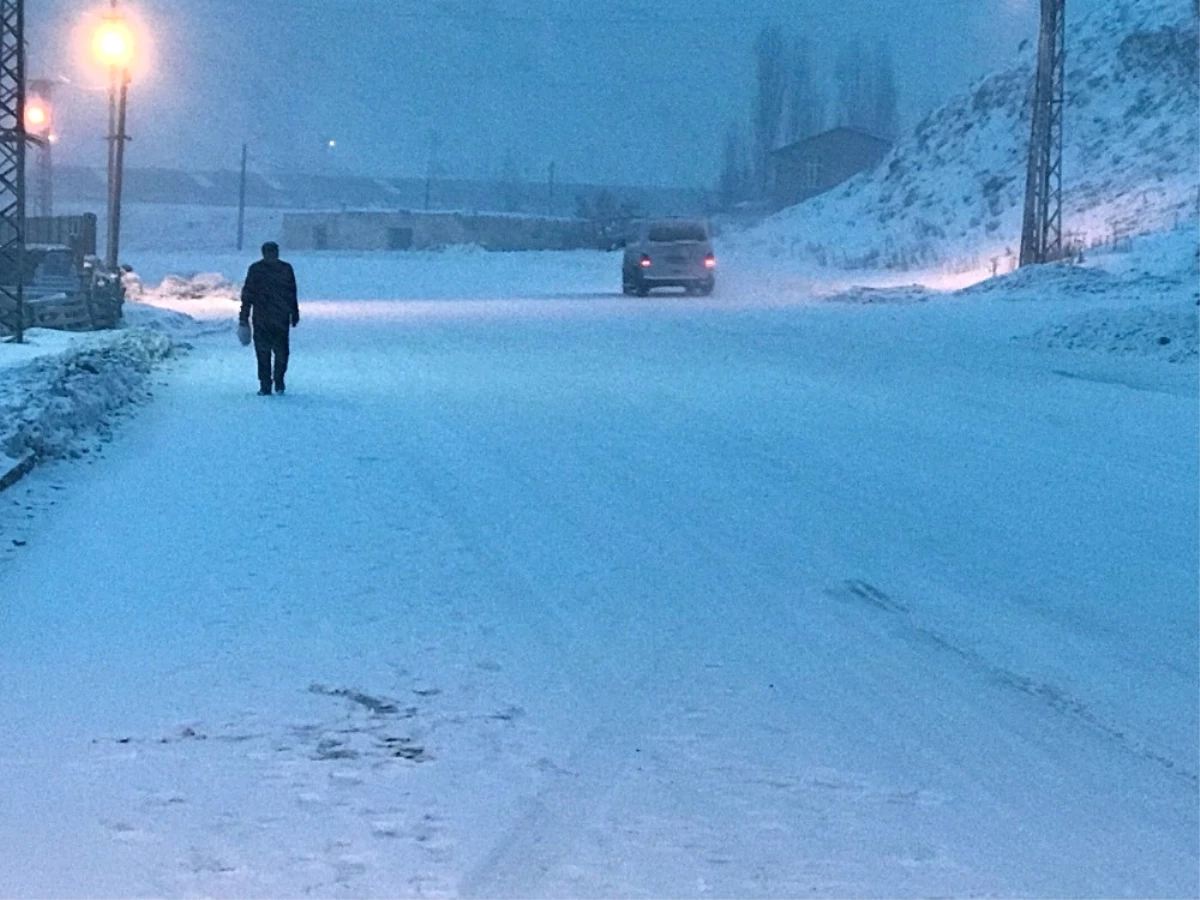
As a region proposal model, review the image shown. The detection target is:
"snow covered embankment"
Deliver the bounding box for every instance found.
[959,228,1200,364]
[1027,302,1198,363]
[736,0,1199,271]
[0,329,182,479]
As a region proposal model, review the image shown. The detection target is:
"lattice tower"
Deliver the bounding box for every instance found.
[0,0,27,339]
[1020,0,1066,267]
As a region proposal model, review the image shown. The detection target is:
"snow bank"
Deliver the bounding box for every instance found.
[822,284,935,304]
[957,261,1128,300]
[137,272,241,305]
[0,328,183,473]
[735,0,1199,271]
[952,229,1200,364]
[123,272,243,333]
[1025,302,1198,363]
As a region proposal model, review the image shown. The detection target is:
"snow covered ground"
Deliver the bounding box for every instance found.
[733,0,1199,272]
[0,327,184,487]
[0,231,1196,897]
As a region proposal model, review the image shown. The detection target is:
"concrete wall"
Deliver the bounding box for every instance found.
[282,211,596,252]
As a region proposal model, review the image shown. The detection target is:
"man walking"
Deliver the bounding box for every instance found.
[239,241,299,395]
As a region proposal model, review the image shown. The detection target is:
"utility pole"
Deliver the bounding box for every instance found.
[424,129,441,212]
[0,0,29,342]
[237,142,247,251]
[1020,0,1066,267]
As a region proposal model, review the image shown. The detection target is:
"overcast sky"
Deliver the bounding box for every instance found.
[29,0,1103,187]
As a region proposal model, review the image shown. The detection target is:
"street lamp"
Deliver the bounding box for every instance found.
[92,9,134,271]
[92,18,134,69]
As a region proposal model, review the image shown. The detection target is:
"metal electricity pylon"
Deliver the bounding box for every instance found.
[0,0,28,341]
[1019,0,1066,267]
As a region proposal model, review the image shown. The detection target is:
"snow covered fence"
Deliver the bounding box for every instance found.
[0,329,184,488]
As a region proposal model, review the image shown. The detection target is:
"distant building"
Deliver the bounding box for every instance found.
[768,127,892,209]
[281,209,596,252]
[53,166,712,219]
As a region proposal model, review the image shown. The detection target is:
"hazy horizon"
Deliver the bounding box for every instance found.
[29,0,1103,188]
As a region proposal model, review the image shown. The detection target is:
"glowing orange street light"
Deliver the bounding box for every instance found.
[92,17,135,69]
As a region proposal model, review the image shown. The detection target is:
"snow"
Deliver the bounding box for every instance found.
[732,0,1199,272]
[1,3,1197,894]
[1025,302,1197,363]
[0,327,183,479]
[0,234,1196,897]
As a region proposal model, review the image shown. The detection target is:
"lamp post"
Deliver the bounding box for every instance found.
[92,8,133,271]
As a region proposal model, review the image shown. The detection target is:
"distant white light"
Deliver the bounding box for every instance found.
[328,139,337,148]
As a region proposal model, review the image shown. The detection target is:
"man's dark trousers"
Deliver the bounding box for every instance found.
[254,323,290,390]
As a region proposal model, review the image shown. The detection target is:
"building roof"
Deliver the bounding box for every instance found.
[770,126,893,159]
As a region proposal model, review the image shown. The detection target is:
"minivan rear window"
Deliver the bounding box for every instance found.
[647,223,708,243]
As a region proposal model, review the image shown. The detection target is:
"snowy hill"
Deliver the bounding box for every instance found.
[736,0,1199,271]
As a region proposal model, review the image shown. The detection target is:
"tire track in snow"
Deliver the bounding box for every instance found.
[827,578,1198,786]
[388,412,684,897]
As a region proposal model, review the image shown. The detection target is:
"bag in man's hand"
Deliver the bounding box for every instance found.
[237,322,252,346]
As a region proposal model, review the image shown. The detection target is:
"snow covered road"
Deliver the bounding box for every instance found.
[1,259,1197,898]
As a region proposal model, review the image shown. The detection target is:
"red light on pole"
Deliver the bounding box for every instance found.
[25,101,50,133]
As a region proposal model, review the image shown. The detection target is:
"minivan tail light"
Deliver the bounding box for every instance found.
[704,254,716,269]
[640,255,652,268]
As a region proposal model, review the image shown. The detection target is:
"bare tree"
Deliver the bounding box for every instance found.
[872,39,899,140]
[752,23,789,196]
[835,35,872,133]
[786,37,824,142]
[718,122,749,208]
[836,34,899,139]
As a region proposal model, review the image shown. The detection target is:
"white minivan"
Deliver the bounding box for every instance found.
[622,218,716,296]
